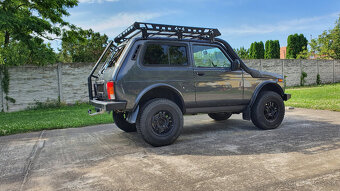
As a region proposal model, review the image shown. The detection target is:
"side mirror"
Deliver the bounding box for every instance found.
[231,59,241,71]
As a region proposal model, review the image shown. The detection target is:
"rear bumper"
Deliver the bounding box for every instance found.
[89,99,127,111]
[283,93,291,101]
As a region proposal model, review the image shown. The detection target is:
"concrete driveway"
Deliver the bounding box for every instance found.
[1,108,340,191]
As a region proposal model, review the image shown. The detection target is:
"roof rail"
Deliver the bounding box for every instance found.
[114,22,221,43]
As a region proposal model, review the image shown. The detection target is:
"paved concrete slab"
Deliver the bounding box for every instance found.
[1,108,340,191]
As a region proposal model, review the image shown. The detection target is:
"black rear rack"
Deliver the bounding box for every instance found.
[114,22,221,44]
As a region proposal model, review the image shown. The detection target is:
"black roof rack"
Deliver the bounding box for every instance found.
[114,22,221,43]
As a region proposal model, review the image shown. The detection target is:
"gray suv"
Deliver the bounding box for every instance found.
[88,22,291,146]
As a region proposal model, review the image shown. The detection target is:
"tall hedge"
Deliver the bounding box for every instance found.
[249,41,264,59]
[265,40,280,59]
[286,34,308,59]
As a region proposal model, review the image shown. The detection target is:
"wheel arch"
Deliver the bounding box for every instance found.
[249,81,285,108]
[134,83,185,113]
[243,81,285,121]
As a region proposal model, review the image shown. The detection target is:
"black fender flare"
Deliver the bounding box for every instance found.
[243,81,284,120]
[126,83,185,123]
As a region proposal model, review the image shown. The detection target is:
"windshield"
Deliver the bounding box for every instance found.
[95,41,126,76]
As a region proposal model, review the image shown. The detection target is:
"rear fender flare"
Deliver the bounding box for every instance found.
[126,83,184,123]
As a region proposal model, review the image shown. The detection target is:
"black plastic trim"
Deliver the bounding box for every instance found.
[284,93,291,101]
[89,99,127,111]
[186,105,246,114]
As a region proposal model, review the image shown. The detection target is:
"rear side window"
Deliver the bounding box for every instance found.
[169,46,187,66]
[143,44,188,66]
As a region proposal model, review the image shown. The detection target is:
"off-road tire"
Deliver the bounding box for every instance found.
[251,91,285,130]
[136,98,183,147]
[113,112,136,132]
[208,112,232,121]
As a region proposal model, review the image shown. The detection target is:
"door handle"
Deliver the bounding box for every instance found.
[196,72,205,76]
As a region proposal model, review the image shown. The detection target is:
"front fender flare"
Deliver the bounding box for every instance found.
[243,81,284,120]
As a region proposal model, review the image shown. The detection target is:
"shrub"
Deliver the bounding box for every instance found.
[300,71,307,86]
[316,74,321,85]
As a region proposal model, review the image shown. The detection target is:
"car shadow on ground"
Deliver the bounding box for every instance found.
[118,116,340,157]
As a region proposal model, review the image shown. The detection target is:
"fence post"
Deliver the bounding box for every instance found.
[0,71,3,112]
[333,60,335,83]
[259,59,262,71]
[281,59,284,77]
[57,63,63,102]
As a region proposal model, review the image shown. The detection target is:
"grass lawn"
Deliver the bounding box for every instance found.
[0,104,113,136]
[285,83,340,112]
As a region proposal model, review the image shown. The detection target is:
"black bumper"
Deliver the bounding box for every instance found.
[89,99,127,111]
[283,93,291,101]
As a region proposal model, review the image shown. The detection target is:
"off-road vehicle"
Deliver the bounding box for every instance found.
[88,22,291,146]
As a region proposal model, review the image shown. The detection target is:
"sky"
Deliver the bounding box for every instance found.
[51,0,340,50]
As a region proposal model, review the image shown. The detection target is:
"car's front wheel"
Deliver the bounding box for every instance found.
[113,112,136,132]
[136,98,183,147]
[251,91,285,130]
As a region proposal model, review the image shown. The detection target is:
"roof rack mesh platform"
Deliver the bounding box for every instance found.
[114,22,221,43]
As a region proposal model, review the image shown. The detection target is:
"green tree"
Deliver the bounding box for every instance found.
[309,16,340,59]
[265,40,280,59]
[296,47,311,59]
[60,29,109,63]
[286,33,308,59]
[235,47,249,59]
[0,0,78,111]
[249,41,264,59]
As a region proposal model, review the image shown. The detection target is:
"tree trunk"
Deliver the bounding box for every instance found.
[4,31,10,46]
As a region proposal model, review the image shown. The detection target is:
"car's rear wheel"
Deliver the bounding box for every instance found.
[113,112,136,132]
[208,112,232,121]
[251,91,285,130]
[136,98,183,147]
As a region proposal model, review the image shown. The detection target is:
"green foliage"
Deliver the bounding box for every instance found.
[0,0,78,47]
[287,33,308,59]
[27,98,65,110]
[284,75,287,89]
[310,16,340,59]
[316,74,321,85]
[296,47,311,59]
[300,71,307,86]
[249,41,264,59]
[59,29,109,63]
[264,40,280,59]
[0,0,78,66]
[0,65,15,111]
[0,0,78,111]
[234,47,249,59]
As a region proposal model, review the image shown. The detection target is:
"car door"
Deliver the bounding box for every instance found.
[192,43,244,107]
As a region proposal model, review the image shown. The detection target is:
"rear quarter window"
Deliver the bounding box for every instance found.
[143,44,188,66]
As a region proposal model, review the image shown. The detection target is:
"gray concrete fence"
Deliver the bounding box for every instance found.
[0,59,339,112]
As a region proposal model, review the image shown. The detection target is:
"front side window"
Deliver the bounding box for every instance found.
[143,44,188,66]
[193,45,231,68]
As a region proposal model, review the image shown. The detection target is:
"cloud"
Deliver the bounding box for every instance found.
[78,0,119,3]
[221,12,339,35]
[77,11,173,37]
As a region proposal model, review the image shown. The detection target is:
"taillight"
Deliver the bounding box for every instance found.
[106,81,115,100]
